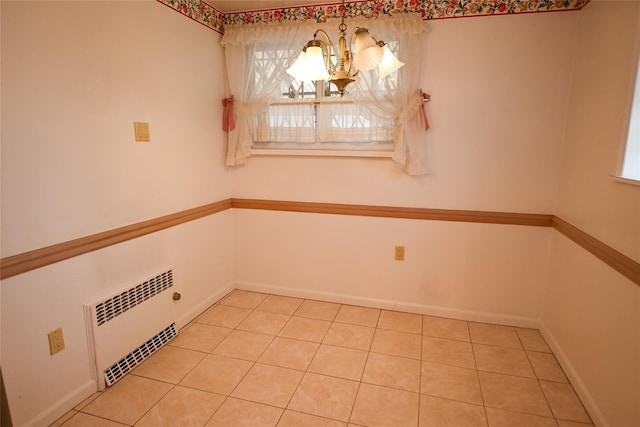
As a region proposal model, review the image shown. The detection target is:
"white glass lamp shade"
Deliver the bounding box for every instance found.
[377,44,404,80]
[353,29,384,71]
[286,50,309,81]
[304,45,330,81]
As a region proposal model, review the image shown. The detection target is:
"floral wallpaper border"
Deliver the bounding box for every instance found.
[157,0,225,33]
[157,0,589,34]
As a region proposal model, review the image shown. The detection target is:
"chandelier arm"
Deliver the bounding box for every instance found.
[347,26,362,76]
[313,29,335,74]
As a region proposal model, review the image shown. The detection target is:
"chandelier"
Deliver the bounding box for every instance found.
[286,6,404,96]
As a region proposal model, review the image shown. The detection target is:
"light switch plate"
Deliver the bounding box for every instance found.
[134,122,150,142]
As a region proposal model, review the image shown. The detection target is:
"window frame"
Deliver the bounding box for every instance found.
[614,31,640,185]
[248,44,400,157]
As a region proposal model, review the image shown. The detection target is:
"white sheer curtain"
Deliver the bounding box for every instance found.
[221,14,429,174]
[349,13,430,175]
[221,21,319,165]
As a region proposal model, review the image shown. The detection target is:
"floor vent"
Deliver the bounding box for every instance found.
[95,270,173,326]
[104,323,177,387]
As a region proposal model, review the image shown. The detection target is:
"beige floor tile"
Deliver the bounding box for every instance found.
[231,363,304,407]
[258,336,320,370]
[179,354,252,395]
[205,397,283,427]
[473,344,535,378]
[308,344,368,381]
[83,376,172,425]
[378,310,422,334]
[423,315,470,342]
[277,410,347,427]
[362,352,421,392]
[256,295,304,315]
[350,383,419,427]
[527,352,567,382]
[556,421,594,427]
[371,329,422,359]
[422,336,476,369]
[323,322,375,351]
[170,323,231,353]
[419,395,487,427]
[59,412,129,426]
[135,386,225,427]
[288,372,359,422]
[294,299,341,321]
[131,346,205,384]
[212,329,274,361]
[540,381,592,423]
[74,392,101,410]
[516,328,552,353]
[334,305,381,327]
[485,407,558,427]
[421,362,483,405]
[220,290,268,309]
[237,310,291,335]
[49,410,77,427]
[479,371,552,417]
[197,304,252,329]
[62,293,596,427]
[278,316,331,342]
[469,323,522,349]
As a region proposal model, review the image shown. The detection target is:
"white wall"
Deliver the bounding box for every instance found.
[232,11,578,321]
[234,210,552,325]
[0,1,233,426]
[542,2,640,426]
[232,12,577,213]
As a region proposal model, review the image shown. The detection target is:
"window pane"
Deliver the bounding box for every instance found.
[317,101,393,143]
[622,58,640,180]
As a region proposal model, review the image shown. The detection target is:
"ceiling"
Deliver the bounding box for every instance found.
[209,1,338,13]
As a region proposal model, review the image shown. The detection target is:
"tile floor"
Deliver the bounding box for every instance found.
[52,290,594,427]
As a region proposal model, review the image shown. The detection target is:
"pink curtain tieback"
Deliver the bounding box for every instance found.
[420,90,430,131]
[222,96,235,132]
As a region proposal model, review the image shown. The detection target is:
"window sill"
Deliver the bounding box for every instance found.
[610,175,640,186]
[250,149,394,158]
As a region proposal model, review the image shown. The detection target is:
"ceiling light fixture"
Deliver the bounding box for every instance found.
[286,3,404,96]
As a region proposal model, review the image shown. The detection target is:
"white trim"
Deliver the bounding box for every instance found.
[539,324,608,427]
[234,281,539,328]
[23,380,96,427]
[610,174,640,186]
[250,148,394,158]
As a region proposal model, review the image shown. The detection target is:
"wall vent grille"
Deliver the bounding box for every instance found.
[95,270,173,326]
[103,323,177,387]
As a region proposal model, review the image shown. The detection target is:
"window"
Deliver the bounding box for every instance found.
[220,14,430,174]
[250,46,397,153]
[620,56,640,181]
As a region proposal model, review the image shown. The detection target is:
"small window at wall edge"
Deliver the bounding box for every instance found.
[616,52,640,185]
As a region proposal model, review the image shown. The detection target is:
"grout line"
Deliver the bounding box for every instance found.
[89,290,594,426]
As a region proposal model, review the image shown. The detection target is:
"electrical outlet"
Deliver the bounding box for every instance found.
[394,245,405,261]
[48,327,65,355]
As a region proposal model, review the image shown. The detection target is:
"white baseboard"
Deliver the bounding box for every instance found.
[539,324,607,427]
[24,380,96,427]
[177,281,235,329]
[234,281,540,328]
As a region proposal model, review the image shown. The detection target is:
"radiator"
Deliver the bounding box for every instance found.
[84,269,177,390]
